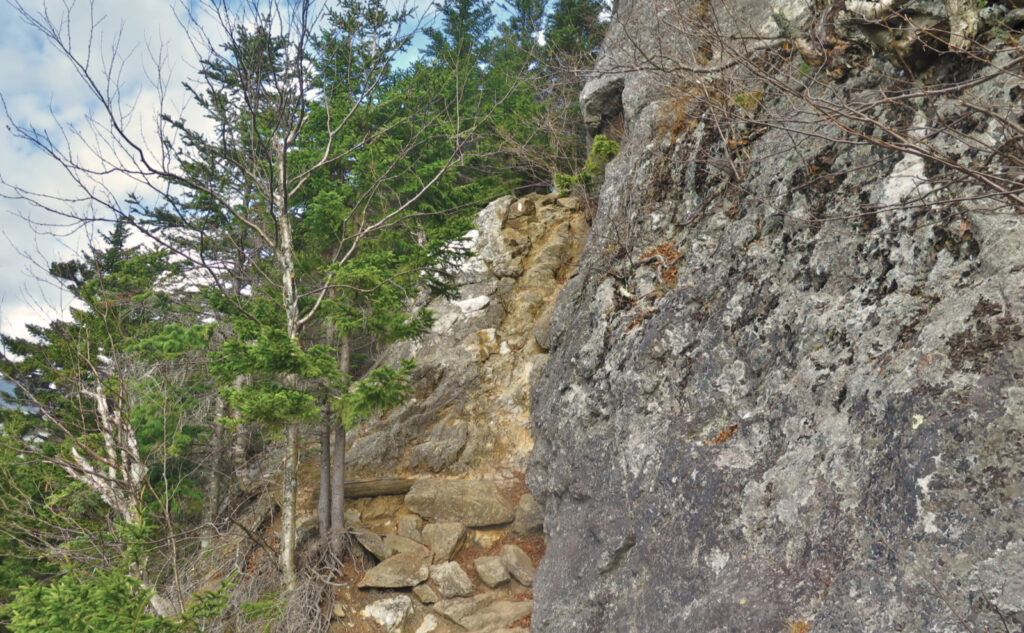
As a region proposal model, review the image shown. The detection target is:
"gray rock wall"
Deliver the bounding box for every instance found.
[528,2,1024,632]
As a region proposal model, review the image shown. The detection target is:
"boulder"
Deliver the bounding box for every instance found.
[504,197,536,226]
[345,431,394,469]
[413,583,441,605]
[499,545,535,587]
[405,480,515,527]
[398,515,423,542]
[361,596,413,633]
[475,197,523,278]
[511,493,543,535]
[421,522,466,562]
[473,556,510,588]
[383,533,430,558]
[414,614,439,633]
[410,422,469,472]
[409,440,466,473]
[459,600,533,632]
[430,561,476,599]
[433,594,496,625]
[357,551,431,589]
[352,527,393,561]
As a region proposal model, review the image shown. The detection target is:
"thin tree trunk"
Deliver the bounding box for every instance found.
[229,415,248,475]
[330,424,346,557]
[201,396,226,550]
[329,334,350,558]
[280,420,300,590]
[319,321,338,549]
[275,135,301,591]
[318,409,331,547]
[228,375,249,489]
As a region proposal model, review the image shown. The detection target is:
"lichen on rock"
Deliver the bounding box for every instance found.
[528,1,1024,632]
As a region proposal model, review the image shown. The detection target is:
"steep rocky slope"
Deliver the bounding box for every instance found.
[183,194,586,633]
[528,2,1024,632]
[347,193,589,479]
[317,193,587,632]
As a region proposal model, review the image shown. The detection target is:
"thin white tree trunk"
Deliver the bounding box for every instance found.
[275,135,301,591]
[64,385,174,615]
[280,421,300,590]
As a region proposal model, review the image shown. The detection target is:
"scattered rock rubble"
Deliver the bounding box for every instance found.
[337,477,540,633]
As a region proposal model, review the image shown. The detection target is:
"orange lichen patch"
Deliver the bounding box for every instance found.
[705,424,739,445]
[790,621,813,633]
[626,307,657,332]
[640,243,682,289]
[641,243,682,265]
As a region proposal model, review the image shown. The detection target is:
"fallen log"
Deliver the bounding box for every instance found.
[343,477,415,499]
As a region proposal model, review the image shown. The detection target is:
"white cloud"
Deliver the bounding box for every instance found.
[0,0,218,339]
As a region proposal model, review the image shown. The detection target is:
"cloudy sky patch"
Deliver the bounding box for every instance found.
[0,0,220,340]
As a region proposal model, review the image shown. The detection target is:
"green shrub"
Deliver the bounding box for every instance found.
[1,568,228,633]
[555,134,620,195]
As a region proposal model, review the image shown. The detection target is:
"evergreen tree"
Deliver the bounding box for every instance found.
[0,224,203,617]
[546,0,607,57]
[499,0,547,52]
[423,0,495,61]
[139,0,495,583]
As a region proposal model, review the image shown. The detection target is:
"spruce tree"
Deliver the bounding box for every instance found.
[0,223,202,615]
[423,0,495,60]
[546,0,607,57]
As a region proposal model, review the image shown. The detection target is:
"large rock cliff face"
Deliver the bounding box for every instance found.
[528,2,1024,632]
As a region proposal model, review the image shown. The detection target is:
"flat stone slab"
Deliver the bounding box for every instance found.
[357,551,431,588]
[430,561,476,598]
[352,527,393,561]
[459,600,533,631]
[413,583,441,604]
[474,555,510,588]
[500,545,535,587]
[433,594,495,625]
[406,480,515,527]
[422,522,466,562]
[383,533,431,558]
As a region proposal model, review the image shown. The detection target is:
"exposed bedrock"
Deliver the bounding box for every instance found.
[527,1,1024,632]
